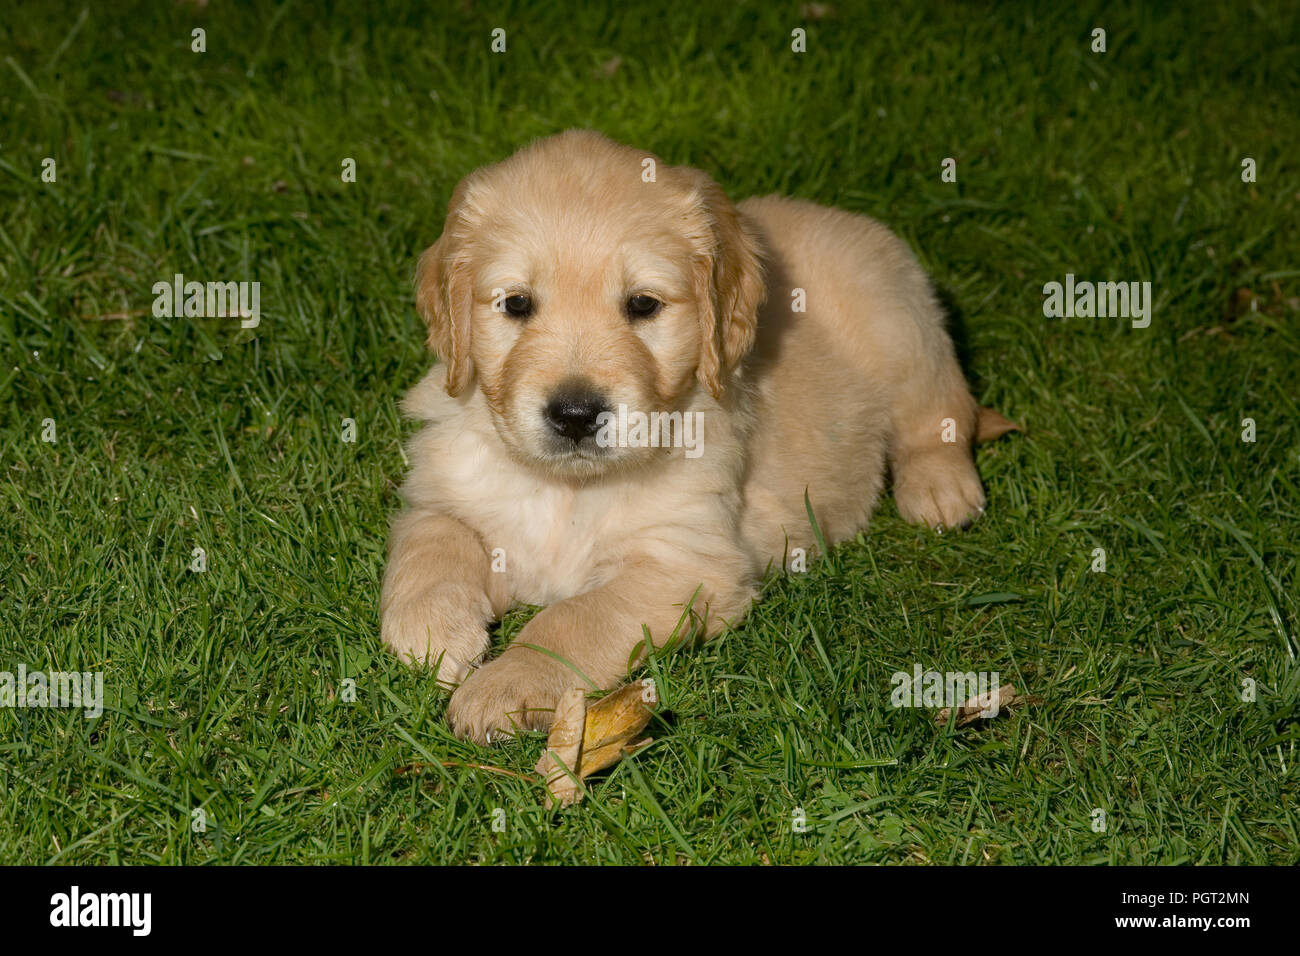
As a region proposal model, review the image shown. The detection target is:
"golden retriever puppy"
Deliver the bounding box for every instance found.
[382,130,988,742]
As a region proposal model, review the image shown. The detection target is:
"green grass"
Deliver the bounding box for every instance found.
[2,0,1298,864]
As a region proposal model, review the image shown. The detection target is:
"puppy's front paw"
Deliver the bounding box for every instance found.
[893,451,987,531]
[380,583,491,686]
[446,651,571,744]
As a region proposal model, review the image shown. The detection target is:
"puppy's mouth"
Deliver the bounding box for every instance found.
[507,432,621,482]
[543,433,616,464]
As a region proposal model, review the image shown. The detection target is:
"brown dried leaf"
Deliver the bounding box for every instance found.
[536,689,586,807]
[935,683,1028,728]
[536,680,658,808]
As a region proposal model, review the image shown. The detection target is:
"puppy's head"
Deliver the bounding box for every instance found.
[415,130,764,477]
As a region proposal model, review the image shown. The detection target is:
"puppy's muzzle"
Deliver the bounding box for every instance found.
[544,383,608,443]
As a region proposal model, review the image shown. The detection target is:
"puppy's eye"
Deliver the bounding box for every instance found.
[502,294,533,319]
[625,294,661,320]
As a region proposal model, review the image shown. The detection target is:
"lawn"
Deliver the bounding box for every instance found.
[1,0,1297,864]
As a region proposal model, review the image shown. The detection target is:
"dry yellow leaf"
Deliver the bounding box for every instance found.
[935,683,1027,728]
[536,679,658,808]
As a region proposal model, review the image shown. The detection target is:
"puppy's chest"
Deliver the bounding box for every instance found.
[457,473,616,606]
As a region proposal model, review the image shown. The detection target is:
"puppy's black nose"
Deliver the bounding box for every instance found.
[544,388,606,442]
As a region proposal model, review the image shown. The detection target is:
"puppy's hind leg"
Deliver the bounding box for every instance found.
[888,307,986,531]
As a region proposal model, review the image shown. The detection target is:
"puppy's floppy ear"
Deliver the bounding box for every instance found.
[415,177,478,396]
[685,172,766,399]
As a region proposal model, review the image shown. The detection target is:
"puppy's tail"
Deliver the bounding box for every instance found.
[976,406,1021,443]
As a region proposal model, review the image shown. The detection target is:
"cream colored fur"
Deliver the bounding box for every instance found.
[381,130,985,742]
